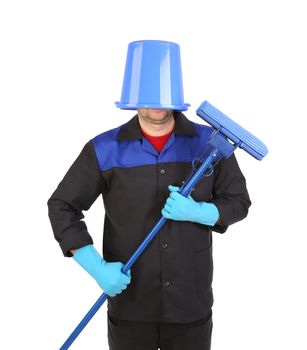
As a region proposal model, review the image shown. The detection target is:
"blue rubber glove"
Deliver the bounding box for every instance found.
[161,185,220,226]
[72,245,131,297]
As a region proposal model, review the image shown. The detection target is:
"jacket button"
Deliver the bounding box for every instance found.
[161,242,168,249]
[163,281,170,287]
[160,169,166,175]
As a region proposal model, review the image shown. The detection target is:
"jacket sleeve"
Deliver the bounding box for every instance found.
[210,153,252,233]
[47,140,105,257]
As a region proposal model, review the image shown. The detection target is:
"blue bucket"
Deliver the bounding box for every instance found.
[115,40,190,111]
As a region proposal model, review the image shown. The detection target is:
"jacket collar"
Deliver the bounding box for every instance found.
[117,112,197,141]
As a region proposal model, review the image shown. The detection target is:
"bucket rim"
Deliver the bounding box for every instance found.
[115,101,190,111]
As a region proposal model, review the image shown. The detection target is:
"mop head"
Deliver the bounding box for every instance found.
[196,101,268,160]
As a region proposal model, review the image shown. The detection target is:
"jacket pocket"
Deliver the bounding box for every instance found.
[107,314,133,349]
[193,247,213,300]
[103,251,127,263]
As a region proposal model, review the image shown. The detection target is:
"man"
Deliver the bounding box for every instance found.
[48,40,251,350]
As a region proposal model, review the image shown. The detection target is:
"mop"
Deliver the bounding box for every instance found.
[60,100,268,349]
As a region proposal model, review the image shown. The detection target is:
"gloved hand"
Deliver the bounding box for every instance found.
[72,245,131,297]
[161,185,220,226]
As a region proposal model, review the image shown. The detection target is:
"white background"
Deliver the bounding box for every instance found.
[1,0,306,349]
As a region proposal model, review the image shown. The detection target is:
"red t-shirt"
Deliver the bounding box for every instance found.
[141,128,174,153]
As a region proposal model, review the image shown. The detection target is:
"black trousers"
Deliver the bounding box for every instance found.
[107,310,212,350]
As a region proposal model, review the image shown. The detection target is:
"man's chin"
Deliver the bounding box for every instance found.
[150,109,172,117]
[137,108,174,125]
[148,113,172,124]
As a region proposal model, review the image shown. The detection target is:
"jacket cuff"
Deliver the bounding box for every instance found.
[209,200,230,233]
[59,231,94,257]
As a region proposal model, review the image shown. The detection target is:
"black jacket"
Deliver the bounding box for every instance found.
[47,112,251,323]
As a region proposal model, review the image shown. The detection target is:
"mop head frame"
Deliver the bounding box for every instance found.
[196,101,268,160]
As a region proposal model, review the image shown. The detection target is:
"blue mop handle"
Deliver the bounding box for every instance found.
[59,148,222,350]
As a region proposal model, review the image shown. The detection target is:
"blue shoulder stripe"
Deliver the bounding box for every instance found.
[92,122,213,171]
